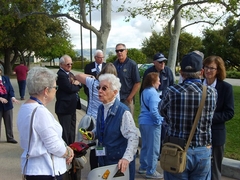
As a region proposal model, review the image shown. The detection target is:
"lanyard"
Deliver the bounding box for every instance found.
[99,105,105,144]
[99,105,112,144]
[30,96,43,105]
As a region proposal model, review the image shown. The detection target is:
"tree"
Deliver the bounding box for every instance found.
[107,48,146,64]
[119,0,240,79]
[202,16,240,70]
[142,30,203,66]
[16,0,112,57]
[0,0,75,75]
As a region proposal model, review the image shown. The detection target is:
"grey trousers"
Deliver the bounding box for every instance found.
[0,109,14,141]
[211,145,224,180]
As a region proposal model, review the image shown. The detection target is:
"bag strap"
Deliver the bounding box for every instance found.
[185,85,207,150]
[141,92,150,111]
[23,107,38,175]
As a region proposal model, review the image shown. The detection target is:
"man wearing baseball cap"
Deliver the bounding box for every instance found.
[139,52,174,164]
[140,52,174,98]
[159,52,218,180]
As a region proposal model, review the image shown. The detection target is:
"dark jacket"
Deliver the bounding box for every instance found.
[55,69,81,114]
[84,62,106,97]
[0,76,15,111]
[140,65,174,98]
[96,98,129,166]
[211,80,234,146]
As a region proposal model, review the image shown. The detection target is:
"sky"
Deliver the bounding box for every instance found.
[67,2,205,50]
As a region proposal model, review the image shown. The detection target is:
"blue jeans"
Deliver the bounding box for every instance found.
[18,80,26,98]
[164,146,211,180]
[139,124,161,175]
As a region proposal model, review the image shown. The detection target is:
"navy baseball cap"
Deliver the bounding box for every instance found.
[181,52,203,72]
[153,53,167,62]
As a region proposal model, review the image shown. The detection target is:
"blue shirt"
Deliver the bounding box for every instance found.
[114,57,141,101]
[138,87,163,125]
[140,65,174,98]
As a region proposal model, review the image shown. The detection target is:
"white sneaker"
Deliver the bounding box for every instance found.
[146,171,163,179]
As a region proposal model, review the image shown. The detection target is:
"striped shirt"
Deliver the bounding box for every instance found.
[159,80,218,147]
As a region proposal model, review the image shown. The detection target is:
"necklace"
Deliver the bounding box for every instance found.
[30,96,43,105]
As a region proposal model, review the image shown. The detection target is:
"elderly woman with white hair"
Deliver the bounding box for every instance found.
[17,67,74,180]
[84,73,139,180]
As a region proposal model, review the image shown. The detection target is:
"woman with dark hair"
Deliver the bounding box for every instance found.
[203,56,234,180]
[138,72,163,179]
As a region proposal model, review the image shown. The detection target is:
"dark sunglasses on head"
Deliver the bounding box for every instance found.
[115,49,125,53]
[96,86,108,91]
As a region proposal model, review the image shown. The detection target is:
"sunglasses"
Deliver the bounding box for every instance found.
[79,128,93,140]
[115,49,125,53]
[158,61,165,64]
[96,86,108,91]
[66,63,73,66]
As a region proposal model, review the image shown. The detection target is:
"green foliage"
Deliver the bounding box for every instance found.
[0,0,76,75]
[202,16,240,70]
[226,71,240,79]
[141,30,203,64]
[106,48,147,64]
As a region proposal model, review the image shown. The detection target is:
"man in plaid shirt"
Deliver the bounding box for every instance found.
[159,52,218,180]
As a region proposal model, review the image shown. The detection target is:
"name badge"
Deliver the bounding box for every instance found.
[95,146,106,156]
[91,68,96,72]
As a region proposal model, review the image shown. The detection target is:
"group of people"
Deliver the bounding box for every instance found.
[0,42,234,180]
[16,44,140,180]
[138,50,234,180]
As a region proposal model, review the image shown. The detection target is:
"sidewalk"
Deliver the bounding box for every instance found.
[0,68,239,180]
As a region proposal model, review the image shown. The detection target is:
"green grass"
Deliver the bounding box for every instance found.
[79,86,240,160]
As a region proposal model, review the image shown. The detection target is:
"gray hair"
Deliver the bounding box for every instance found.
[94,49,103,57]
[181,71,202,79]
[59,55,71,65]
[27,67,57,95]
[98,73,121,92]
[115,43,127,49]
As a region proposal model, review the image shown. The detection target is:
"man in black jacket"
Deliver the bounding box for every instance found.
[84,50,106,99]
[55,55,81,145]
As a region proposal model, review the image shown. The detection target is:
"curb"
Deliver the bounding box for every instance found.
[222,158,240,179]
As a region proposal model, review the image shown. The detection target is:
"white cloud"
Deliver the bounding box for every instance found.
[67,3,202,50]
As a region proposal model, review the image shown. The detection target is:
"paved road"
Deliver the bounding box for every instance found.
[0,67,238,180]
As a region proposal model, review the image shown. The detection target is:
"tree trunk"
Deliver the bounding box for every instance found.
[3,48,13,76]
[95,0,111,59]
[168,3,181,81]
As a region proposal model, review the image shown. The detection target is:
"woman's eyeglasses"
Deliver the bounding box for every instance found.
[96,86,108,91]
[115,49,125,53]
[204,66,217,71]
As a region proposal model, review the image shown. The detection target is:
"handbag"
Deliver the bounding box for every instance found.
[22,107,38,180]
[22,107,57,180]
[160,85,207,173]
